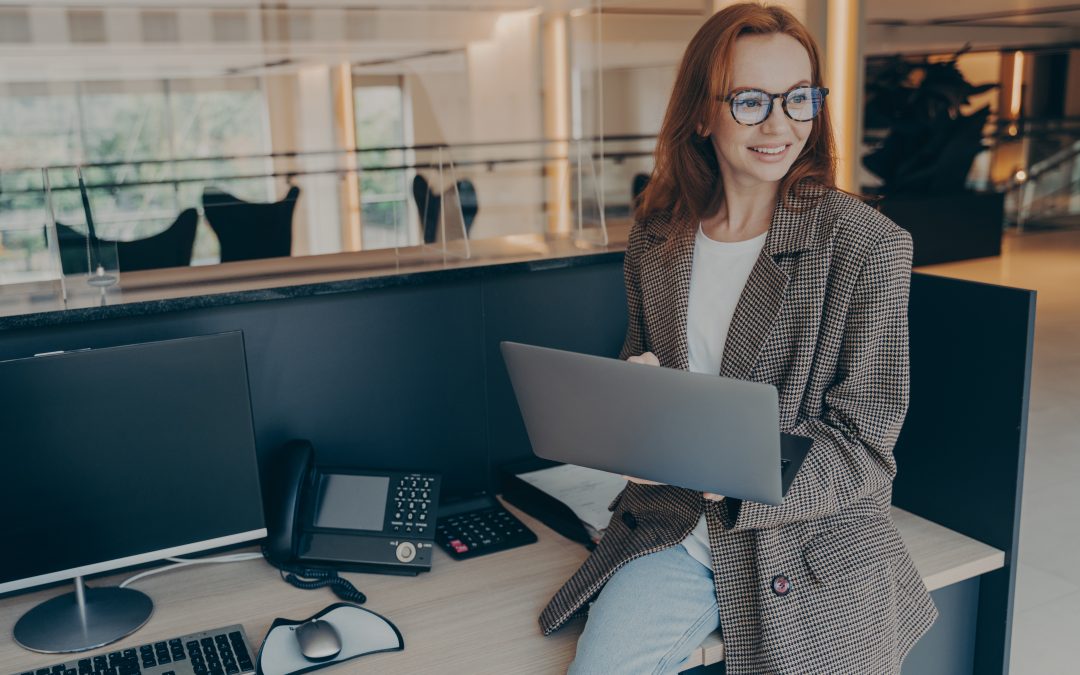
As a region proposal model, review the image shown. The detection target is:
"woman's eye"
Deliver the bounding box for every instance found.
[790,94,807,104]
[737,99,761,108]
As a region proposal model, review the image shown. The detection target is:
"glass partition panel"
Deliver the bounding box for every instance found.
[0,0,617,297]
[43,166,121,309]
[0,169,64,316]
[597,135,657,224]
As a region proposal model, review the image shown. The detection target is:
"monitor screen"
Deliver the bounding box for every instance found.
[0,332,266,594]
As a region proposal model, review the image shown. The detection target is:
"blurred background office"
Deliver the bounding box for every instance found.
[0,1,1077,279]
[1,2,1078,672]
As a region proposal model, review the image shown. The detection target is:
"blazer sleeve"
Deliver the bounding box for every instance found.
[618,223,649,361]
[727,226,913,532]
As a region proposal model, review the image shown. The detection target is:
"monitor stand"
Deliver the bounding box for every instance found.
[13,576,153,653]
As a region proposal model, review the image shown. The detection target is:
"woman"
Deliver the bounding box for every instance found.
[540,4,938,674]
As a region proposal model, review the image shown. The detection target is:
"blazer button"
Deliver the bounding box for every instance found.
[621,511,638,530]
[771,575,792,596]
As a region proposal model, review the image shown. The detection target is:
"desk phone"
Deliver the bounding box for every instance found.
[264,440,442,576]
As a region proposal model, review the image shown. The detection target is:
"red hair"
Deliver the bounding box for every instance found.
[637,2,837,221]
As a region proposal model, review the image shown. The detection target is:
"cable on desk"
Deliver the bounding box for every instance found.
[118,552,263,588]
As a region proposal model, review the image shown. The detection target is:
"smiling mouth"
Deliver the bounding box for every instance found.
[750,145,790,155]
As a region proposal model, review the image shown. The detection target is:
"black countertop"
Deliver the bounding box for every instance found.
[0,233,627,331]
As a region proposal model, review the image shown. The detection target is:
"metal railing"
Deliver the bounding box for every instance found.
[1012,138,1080,231]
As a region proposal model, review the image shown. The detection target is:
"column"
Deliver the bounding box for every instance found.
[543,13,572,235]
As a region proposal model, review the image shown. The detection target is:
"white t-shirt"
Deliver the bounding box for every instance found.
[680,224,768,570]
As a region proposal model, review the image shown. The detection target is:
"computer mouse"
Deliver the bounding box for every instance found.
[294,619,342,662]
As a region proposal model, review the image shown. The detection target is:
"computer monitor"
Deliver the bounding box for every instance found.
[0,332,266,653]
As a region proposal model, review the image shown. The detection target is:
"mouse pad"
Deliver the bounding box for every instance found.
[256,603,404,675]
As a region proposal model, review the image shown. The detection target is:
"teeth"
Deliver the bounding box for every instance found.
[751,146,787,155]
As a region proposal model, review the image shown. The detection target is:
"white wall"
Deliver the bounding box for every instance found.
[264,67,344,257]
[404,56,471,147]
[459,10,545,239]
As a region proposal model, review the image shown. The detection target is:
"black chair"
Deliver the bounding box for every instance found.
[456,179,478,232]
[54,207,199,274]
[412,174,477,244]
[413,174,442,245]
[201,185,299,263]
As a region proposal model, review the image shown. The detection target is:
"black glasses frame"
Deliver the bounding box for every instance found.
[720,86,829,126]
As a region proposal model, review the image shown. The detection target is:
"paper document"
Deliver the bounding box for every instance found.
[516,464,627,533]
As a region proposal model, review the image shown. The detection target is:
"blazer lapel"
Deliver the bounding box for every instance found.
[640,214,696,371]
[718,191,822,380]
[637,189,821,377]
[718,249,788,380]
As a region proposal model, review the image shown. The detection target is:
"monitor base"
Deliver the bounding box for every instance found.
[13,577,153,653]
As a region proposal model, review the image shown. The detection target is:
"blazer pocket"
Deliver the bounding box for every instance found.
[803,516,907,585]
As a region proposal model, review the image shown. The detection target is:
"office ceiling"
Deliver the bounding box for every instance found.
[864,0,1080,54]
[1,0,1075,19]
[866,0,1080,27]
[0,1,1076,84]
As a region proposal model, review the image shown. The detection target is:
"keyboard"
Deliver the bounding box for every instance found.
[13,625,255,675]
[436,493,537,560]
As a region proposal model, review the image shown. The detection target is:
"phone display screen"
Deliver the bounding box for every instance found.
[314,474,390,531]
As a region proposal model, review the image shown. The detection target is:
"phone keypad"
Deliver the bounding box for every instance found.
[390,475,436,537]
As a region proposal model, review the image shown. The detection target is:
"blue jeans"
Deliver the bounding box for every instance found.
[568,544,720,675]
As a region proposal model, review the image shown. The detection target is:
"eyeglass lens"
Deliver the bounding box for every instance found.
[730,87,825,125]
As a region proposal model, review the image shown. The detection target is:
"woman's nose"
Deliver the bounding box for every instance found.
[760,98,787,133]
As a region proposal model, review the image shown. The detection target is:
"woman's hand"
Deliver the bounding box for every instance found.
[627,351,660,366]
[623,476,725,502]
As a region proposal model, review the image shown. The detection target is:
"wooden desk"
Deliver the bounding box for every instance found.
[0,503,1003,674]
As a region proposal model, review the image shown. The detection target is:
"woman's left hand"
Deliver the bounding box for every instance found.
[625,475,724,501]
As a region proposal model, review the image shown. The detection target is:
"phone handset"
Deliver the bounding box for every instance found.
[262,439,366,604]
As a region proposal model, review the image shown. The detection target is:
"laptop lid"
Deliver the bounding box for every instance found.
[501,341,790,505]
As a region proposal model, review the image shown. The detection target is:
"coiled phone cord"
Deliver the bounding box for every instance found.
[262,548,367,604]
[280,568,367,605]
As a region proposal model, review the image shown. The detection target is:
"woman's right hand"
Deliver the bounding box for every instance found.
[627,351,660,366]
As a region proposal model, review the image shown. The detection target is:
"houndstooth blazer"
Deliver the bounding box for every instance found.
[539,186,938,674]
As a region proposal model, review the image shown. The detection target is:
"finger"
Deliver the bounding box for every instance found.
[703,493,725,501]
[628,352,660,366]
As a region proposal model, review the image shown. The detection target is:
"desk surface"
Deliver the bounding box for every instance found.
[0,503,1003,674]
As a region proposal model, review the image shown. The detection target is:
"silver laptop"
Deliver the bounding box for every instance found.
[500,341,812,505]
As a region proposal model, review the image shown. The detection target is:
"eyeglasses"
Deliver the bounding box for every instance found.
[721,86,829,126]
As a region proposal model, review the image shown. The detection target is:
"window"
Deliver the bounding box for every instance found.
[0,77,272,280]
[354,76,412,248]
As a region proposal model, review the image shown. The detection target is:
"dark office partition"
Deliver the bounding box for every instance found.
[880,192,1004,266]
[893,272,1036,675]
[0,281,490,498]
[902,578,981,675]
[480,262,628,475]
